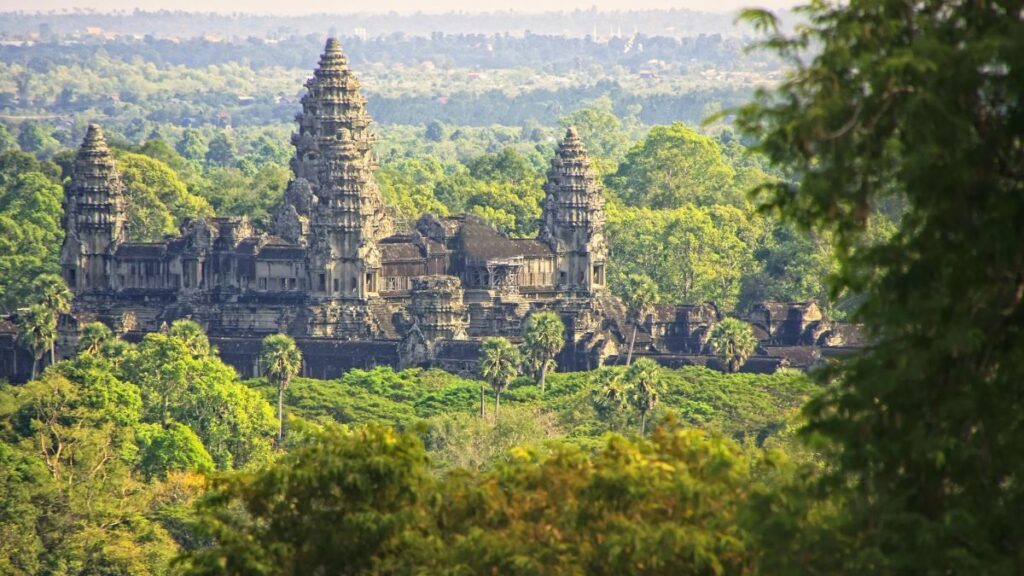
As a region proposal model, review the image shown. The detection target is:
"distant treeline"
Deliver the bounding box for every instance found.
[370,85,749,127]
[0,9,766,39]
[0,32,779,72]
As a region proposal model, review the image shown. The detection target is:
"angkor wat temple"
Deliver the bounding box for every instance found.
[0,39,860,382]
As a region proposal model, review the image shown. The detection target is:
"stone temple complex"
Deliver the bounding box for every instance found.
[0,39,860,382]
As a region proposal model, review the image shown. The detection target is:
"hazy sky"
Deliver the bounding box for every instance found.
[0,0,800,14]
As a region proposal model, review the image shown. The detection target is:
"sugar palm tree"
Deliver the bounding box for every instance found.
[626,358,661,436]
[169,319,211,357]
[522,311,565,393]
[621,274,659,366]
[77,322,113,356]
[261,334,302,442]
[590,367,628,430]
[33,274,72,365]
[18,304,56,380]
[708,318,758,373]
[478,337,521,424]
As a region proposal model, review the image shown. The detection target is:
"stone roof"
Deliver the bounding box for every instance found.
[435,340,482,361]
[258,245,306,260]
[116,243,167,258]
[235,238,260,256]
[511,238,555,258]
[459,216,548,261]
[762,346,822,368]
[381,242,423,261]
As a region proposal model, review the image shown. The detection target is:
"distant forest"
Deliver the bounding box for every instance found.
[0,9,774,38]
[0,30,780,128]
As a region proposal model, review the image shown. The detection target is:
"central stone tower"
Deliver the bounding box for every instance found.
[275,38,394,337]
[539,127,608,295]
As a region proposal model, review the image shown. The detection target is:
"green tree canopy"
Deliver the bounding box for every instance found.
[607,123,739,209]
[608,205,753,311]
[735,0,1024,571]
[185,425,433,575]
[204,130,238,168]
[0,171,63,312]
[136,421,215,479]
[17,122,61,158]
[118,152,213,240]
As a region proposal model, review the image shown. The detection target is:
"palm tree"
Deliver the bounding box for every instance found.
[621,274,659,366]
[18,304,56,380]
[260,334,303,442]
[33,274,72,365]
[626,358,661,436]
[522,312,565,393]
[478,337,521,424]
[77,322,113,355]
[168,319,211,357]
[708,318,758,373]
[590,368,628,430]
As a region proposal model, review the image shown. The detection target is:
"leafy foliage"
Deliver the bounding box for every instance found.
[0,169,63,313]
[117,151,213,241]
[185,425,434,576]
[735,0,1024,571]
[183,420,800,575]
[608,122,740,209]
[709,318,758,373]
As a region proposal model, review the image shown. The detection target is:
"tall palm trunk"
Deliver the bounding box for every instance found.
[480,386,486,418]
[639,410,647,436]
[31,354,39,380]
[627,324,638,366]
[539,363,548,393]
[50,341,55,367]
[494,392,501,424]
[277,381,285,441]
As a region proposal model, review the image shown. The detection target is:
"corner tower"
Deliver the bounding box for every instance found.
[539,127,608,294]
[60,124,126,294]
[278,37,393,304]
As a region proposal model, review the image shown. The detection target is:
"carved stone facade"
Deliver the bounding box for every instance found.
[55,39,635,377]
[26,39,861,382]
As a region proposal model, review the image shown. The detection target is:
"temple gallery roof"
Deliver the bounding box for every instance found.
[116,243,167,259]
[380,241,423,261]
[458,215,553,261]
